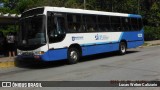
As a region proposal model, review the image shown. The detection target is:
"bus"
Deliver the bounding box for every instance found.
[17,6,144,64]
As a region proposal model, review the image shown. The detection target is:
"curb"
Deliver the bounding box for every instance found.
[0,57,15,68]
[140,43,160,48]
[0,61,15,68]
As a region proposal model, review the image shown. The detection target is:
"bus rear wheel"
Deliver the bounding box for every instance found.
[119,42,127,55]
[67,48,80,64]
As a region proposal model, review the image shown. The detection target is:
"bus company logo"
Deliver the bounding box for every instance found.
[138,33,143,38]
[2,82,11,87]
[95,34,109,40]
[72,36,84,41]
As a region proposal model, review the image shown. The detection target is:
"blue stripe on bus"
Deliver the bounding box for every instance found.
[81,41,118,46]
[41,41,144,61]
[82,43,119,56]
[41,48,68,61]
[41,42,144,61]
[121,31,144,41]
[40,30,144,61]
[127,41,144,48]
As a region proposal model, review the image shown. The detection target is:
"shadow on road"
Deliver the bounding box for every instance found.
[80,51,138,63]
[14,58,67,69]
[14,51,139,69]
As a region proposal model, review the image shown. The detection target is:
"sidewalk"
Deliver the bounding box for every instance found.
[145,40,160,46]
[0,56,15,62]
[0,40,160,68]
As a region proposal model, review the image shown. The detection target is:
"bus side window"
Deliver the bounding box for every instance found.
[130,18,138,31]
[56,17,66,34]
[138,18,143,30]
[84,15,97,32]
[122,17,130,31]
[67,14,82,33]
[110,16,122,32]
[98,15,111,32]
[47,12,66,43]
[47,12,56,38]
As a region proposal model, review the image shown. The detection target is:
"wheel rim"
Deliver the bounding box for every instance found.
[70,51,78,61]
[121,43,126,53]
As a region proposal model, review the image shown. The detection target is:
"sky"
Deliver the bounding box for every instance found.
[0,3,4,8]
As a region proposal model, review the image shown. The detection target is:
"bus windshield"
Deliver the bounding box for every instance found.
[18,15,46,48]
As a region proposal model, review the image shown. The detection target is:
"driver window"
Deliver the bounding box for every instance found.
[47,12,56,37]
[47,12,66,43]
[56,17,66,34]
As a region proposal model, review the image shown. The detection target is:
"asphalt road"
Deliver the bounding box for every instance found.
[0,46,160,90]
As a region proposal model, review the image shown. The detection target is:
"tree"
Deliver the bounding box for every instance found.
[148,1,160,26]
[0,0,18,13]
[65,0,83,8]
[1,0,18,9]
[16,0,34,13]
[144,1,160,40]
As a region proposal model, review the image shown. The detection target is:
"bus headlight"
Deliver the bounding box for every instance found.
[17,50,23,55]
[34,51,45,55]
[18,52,23,55]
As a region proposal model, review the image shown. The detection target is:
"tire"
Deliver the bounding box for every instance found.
[67,48,80,64]
[119,42,127,55]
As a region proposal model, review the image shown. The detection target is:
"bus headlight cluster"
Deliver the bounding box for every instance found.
[17,50,23,55]
[18,52,23,55]
[34,51,45,55]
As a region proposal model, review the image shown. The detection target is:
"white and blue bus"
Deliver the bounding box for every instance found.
[17,6,144,64]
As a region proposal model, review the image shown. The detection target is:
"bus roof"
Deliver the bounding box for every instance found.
[24,6,142,18]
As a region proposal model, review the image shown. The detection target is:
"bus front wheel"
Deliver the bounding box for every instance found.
[67,48,80,64]
[119,42,127,55]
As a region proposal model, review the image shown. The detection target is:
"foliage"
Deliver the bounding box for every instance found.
[16,0,34,13]
[65,0,83,8]
[148,1,160,26]
[0,25,18,36]
[144,26,160,41]
[0,0,160,40]
[144,1,160,40]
